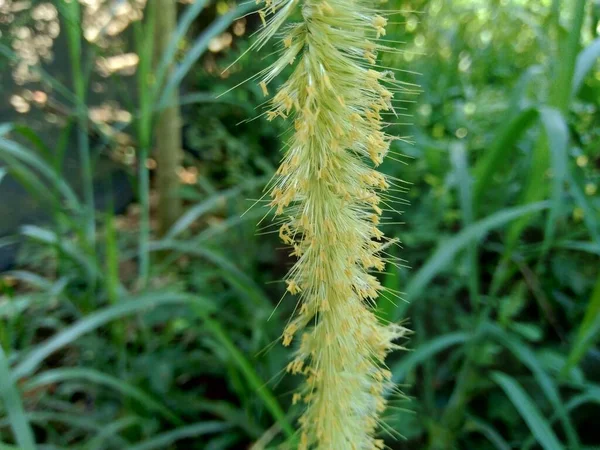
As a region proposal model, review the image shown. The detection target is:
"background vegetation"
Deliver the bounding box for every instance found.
[0,0,599,449]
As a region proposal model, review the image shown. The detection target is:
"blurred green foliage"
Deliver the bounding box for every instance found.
[0,0,599,449]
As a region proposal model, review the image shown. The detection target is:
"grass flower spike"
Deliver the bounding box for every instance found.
[253,1,412,448]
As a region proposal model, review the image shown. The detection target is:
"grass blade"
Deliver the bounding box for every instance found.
[198,314,295,439]
[563,276,600,375]
[0,137,79,209]
[0,346,37,450]
[24,368,182,425]
[383,201,550,321]
[485,324,579,448]
[157,2,257,110]
[125,422,231,450]
[450,142,479,307]
[472,108,538,213]
[153,0,210,96]
[491,372,563,450]
[391,332,469,383]
[538,107,569,253]
[12,291,211,380]
[572,37,600,97]
[165,177,266,239]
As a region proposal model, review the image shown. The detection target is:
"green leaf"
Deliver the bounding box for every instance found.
[571,38,600,97]
[465,416,512,450]
[491,372,564,450]
[12,291,212,380]
[391,332,469,383]
[164,177,266,239]
[385,201,550,321]
[24,368,182,425]
[0,138,79,209]
[563,276,600,375]
[472,107,538,213]
[153,0,210,98]
[0,347,37,450]
[485,324,579,448]
[198,315,295,439]
[84,416,142,450]
[157,2,258,110]
[450,142,479,305]
[125,422,231,450]
[538,107,569,253]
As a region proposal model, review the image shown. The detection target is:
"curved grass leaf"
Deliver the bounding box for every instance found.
[391,332,469,383]
[165,177,267,239]
[125,422,231,450]
[153,0,210,98]
[24,368,182,425]
[557,241,600,255]
[12,291,211,380]
[0,137,79,210]
[0,347,37,450]
[84,416,142,450]
[472,107,538,212]
[385,201,550,321]
[491,372,563,450]
[485,324,579,448]
[571,38,600,97]
[158,2,258,109]
[465,416,511,450]
[563,276,600,376]
[538,108,569,252]
[199,315,295,439]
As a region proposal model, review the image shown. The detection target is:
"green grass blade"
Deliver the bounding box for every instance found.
[12,292,212,380]
[472,107,538,213]
[134,1,157,287]
[198,314,295,439]
[24,368,182,425]
[538,107,569,253]
[556,241,600,255]
[572,37,600,97]
[568,170,600,246]
[563,276,600,375]
[125,422,231,450]
[0,347,37,450]
[164,177,267,239]
[485,324,579,448]
[450,142,479,307]
[466,416,511,450]
[491,372,563,450]
[60,0,95,248]
[391,332,469,383]
[84,416,141,450]
[157,2,257,110]
[153,0,210,96]
[0,137,79,209]
[383,201,550,321]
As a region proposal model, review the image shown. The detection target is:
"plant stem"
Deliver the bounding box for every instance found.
[135,3,157,287]
[153,0,183,236]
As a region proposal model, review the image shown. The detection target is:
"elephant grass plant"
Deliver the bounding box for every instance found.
[249,0,415,447]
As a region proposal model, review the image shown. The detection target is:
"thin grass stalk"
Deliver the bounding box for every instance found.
[134,3,157,287]
[251,1,411,447]
[61,0,96,269]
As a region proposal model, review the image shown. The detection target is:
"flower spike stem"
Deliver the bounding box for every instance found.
[253,1,412,448]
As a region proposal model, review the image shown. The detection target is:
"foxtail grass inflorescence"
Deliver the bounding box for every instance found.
[251,1,413,448]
